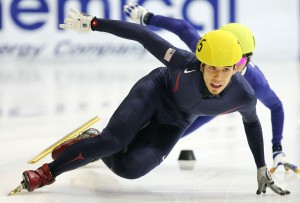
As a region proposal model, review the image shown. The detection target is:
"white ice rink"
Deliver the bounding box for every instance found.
[0,60,300,203]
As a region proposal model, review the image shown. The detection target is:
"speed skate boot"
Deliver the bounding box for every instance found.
[51,128,100,160]
[22,163,55,192]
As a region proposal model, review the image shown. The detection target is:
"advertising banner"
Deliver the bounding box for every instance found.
[0,0,257,61]
[0,0,299,119]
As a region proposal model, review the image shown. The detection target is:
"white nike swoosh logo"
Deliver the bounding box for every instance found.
[184,68,196,74]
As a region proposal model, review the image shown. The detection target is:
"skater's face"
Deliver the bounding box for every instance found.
[201,64,237,95]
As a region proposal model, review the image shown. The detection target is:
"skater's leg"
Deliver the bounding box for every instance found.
[49,88,157,177]
[102,122,186,179]
[23,93,155,192]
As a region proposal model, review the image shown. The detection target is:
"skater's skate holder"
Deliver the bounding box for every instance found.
[27,116,100,164]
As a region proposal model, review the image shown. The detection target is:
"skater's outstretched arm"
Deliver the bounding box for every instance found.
[60,8,190,71]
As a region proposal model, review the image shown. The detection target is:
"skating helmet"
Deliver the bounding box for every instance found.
[220,23,255,55]
[195,30,242,67]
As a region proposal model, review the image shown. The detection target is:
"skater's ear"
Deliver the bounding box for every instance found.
[200,63,205,72]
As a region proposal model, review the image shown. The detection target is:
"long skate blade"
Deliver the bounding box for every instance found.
[27,116,100,164]
[8,183,24,196]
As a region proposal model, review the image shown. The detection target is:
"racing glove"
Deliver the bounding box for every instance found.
[123,3,151,26]
[59,8,95,33]
[257,166,290,195]
[270,144,299,173]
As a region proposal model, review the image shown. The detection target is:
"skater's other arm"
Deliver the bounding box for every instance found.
[123,3,200,52]
[245,63,299,173]
[245,63,284,147]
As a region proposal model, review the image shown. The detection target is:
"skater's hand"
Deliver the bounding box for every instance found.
[59,8,95,33]
[256,166,290,195]
[270,145,299,173]
[123,3,149,25]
